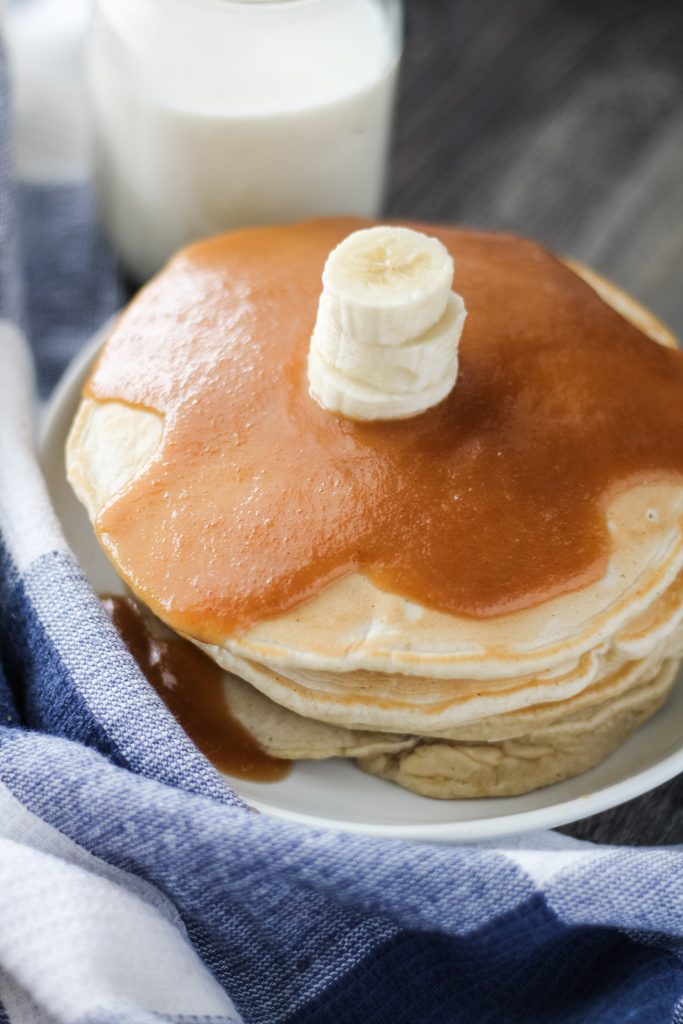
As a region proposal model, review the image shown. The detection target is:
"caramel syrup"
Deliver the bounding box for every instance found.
[88,219,683,641]
[102,594,289,782]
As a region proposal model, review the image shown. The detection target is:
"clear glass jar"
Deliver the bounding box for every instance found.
[86,0,403,281]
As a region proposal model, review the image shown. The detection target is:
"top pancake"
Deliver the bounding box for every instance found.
[67,224,683,679]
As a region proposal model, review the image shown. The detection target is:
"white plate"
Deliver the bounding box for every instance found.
[40,330,683,843]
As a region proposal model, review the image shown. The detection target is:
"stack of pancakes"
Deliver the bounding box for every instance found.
[67,235,683,798]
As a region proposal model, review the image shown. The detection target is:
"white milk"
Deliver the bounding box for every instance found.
[87,0,402,281]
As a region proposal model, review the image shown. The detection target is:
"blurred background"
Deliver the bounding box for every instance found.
[7,0,683,395]
[388,0,683,334]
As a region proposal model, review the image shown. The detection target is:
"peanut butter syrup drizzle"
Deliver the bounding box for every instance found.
[102,595,289,781]
[88,219,683,642]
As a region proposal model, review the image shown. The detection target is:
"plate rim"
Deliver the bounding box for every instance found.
[40,327,683,843]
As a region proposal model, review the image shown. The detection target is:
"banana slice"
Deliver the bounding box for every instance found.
[314,292,466,395]
[309,225,466,421]
[308,343,458,422]
[322,226,455,346]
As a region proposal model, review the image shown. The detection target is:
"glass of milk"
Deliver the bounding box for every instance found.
[86,0,403,282]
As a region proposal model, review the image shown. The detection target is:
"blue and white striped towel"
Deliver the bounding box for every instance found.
[2,2,683,1022]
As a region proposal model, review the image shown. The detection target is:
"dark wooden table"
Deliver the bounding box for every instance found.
[386,0,683,844]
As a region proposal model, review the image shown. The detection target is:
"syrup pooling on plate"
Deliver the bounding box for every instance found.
[102,595,290,781]
[88,219,683,641]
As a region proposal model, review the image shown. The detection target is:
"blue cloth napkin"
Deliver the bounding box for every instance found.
[1,3,683,1022]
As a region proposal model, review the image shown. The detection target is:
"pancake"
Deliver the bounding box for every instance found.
[68,261,683,680]
[69,413,683,682]
[66,223,683,797]
[358,660,678,798]
[222,645,678,749]
[219,652,677,797]
[199,605,683,734]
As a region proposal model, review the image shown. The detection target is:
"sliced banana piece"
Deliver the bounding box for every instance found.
[322,226,455,346]
[314,291,466,395]
[309,225,466,421]
[308,342,458,422]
